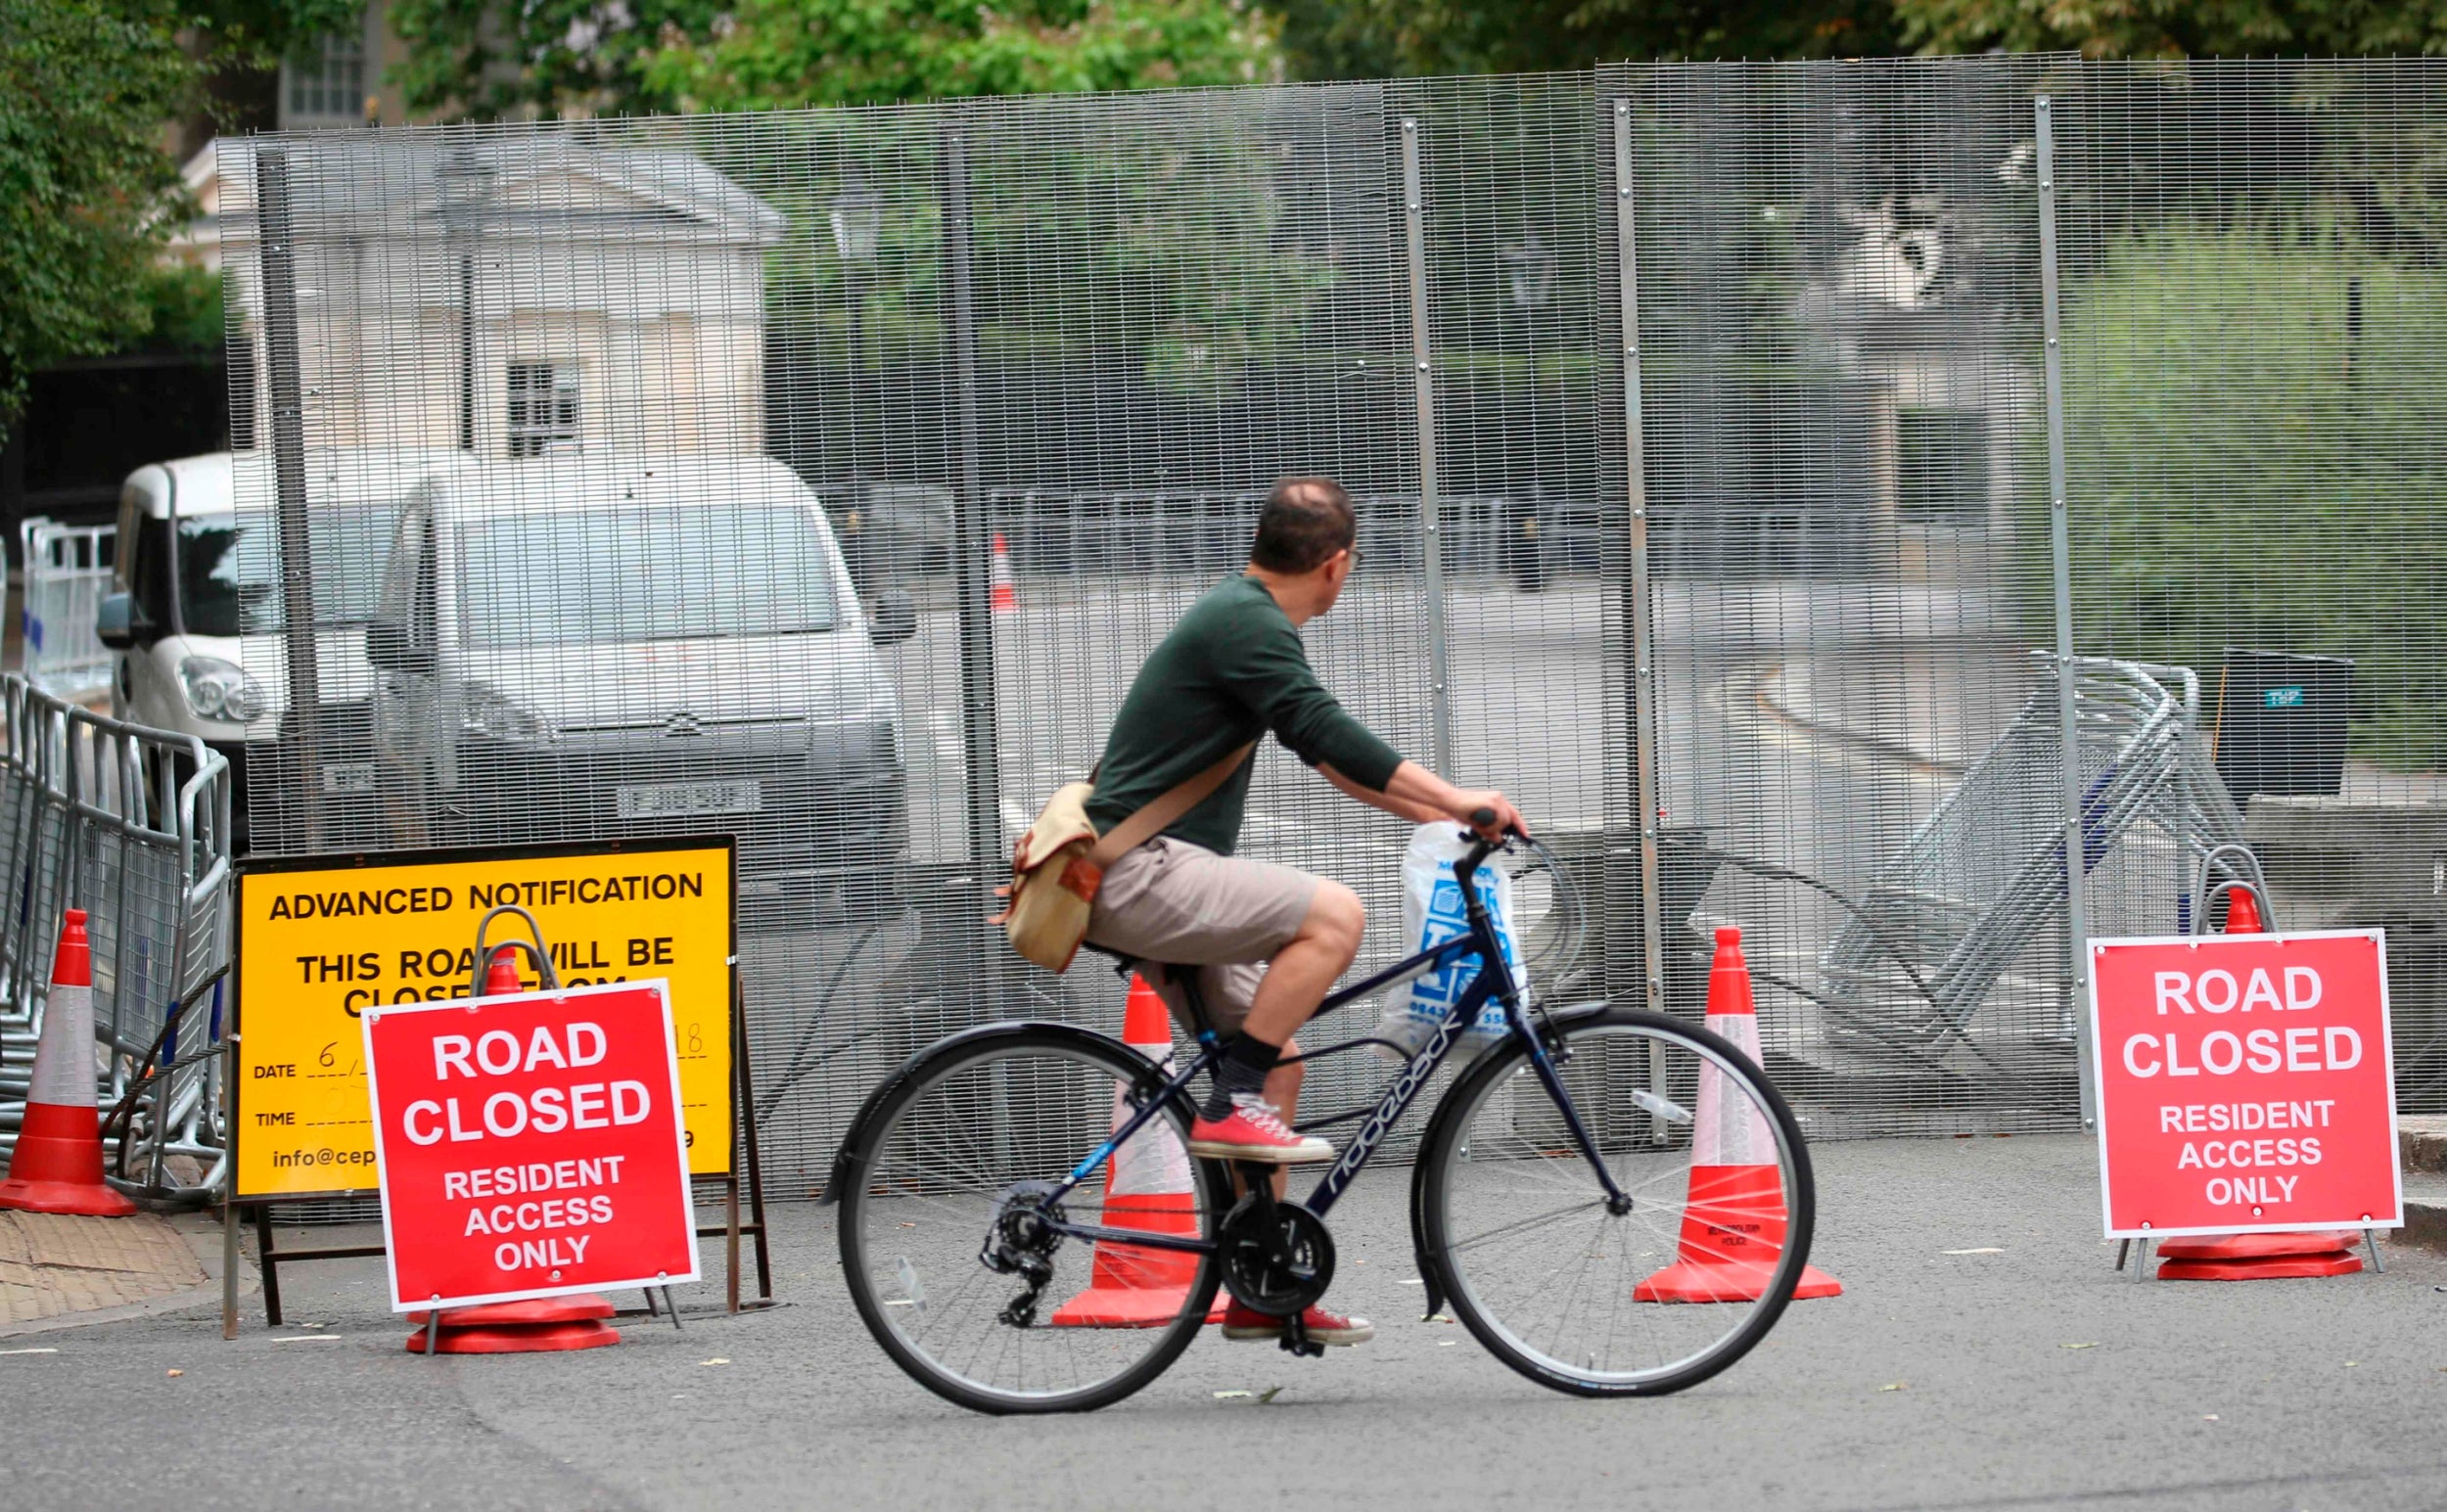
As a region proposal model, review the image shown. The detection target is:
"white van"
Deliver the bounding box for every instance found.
[366,453,913,916]
[98,449,466,849]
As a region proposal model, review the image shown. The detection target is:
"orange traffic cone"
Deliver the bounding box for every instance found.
[405,946,623,1352]
[1049,975,1224,1328]
[0,910,135,1216]
[1634,928,1839,1304]
[2154,883,2362,1281]
[990,533,1018,614]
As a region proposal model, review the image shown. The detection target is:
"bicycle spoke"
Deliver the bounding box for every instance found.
[843,1034,1219,1412]
[1430,1016,1811,1394]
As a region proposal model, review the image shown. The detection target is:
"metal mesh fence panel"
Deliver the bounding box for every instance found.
[213,56,2447,1182]
[1607,57,2088,1135]
[2051,60,2447,1115]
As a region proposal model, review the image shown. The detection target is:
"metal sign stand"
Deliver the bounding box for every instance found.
[228,957,770,1329]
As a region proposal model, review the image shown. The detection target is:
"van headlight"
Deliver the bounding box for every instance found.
[178,657,266,723]
[458,683,554,745]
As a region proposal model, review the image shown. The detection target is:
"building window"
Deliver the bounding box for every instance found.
[507,363,581,458]
[1896,407,1990,526]
[281,27,367,126]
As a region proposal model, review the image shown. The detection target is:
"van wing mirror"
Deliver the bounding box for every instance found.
[364,619,434,673]
[96,591,151,650]
[869,588,917,647]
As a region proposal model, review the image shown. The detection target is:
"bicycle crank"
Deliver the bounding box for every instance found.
[1217,1191,1335,1320]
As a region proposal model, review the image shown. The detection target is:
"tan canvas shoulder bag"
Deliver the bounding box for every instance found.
[999,742,1254,974]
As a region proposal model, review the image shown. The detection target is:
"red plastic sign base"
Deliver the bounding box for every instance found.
[2157,1252,2363,1281]
[408,1295,615,1327]
[404,1320,622,1353]
[2156,1231,2360,1261]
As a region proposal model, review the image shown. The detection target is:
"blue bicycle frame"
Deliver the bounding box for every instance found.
[1035,839,1631,1258]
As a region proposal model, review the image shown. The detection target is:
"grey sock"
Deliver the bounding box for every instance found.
[1202,1035,1282,1121]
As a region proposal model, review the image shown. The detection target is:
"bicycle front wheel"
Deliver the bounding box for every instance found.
[838,1025,1225,1414]
[1420,1007,1818,1397]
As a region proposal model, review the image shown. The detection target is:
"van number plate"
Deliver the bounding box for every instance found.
[617,780,762,819]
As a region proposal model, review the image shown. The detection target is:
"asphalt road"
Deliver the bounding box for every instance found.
[11,1134,2445,1511]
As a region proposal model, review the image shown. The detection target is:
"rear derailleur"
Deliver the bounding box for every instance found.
[981,1180,1066,1327]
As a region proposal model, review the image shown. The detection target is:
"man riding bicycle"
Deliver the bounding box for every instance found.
[1082,477,1525,1349]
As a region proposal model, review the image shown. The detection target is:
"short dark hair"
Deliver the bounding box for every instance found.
[1250,478,1357,573]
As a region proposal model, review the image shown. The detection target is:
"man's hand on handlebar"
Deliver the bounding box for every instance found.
[1453,791,1527,842]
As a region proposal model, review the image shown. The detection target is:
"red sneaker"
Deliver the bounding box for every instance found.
[1221,1300,1374,1347]
[1187,1095,1333,1165]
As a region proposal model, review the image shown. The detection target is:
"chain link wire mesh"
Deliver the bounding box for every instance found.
[212,56,2445,1190]
[2049,59,2447,1115]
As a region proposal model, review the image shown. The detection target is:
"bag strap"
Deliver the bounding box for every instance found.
[1087,742,1256,868]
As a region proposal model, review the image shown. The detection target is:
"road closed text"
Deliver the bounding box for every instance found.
[398,1025,655,1147]
[2089,932,2401,1238]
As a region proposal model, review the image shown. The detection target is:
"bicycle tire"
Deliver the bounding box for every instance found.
[1417,1005,1817,1397]
[837,1023,1225,1415]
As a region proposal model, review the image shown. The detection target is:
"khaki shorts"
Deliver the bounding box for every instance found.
[1084,837,1320,1036]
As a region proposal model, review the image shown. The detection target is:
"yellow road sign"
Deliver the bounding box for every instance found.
[234,838,734,1200]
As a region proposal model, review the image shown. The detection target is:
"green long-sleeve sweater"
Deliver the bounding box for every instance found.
[1085,574,1405,856]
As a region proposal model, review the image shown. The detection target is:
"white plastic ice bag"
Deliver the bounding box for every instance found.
[1373,823,1526,1063]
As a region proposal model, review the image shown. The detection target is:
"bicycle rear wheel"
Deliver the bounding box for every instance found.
[838,1025,1224,1414]
[1419,1006,1817,1397]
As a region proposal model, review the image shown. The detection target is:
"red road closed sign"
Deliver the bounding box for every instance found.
[363,981,701,1309]
[2089,929,2402,1239]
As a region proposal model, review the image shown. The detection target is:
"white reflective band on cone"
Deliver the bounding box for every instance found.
[1106,1044,1192,1198]
[24,985,98,1109]
[1691,1011,1776,1168]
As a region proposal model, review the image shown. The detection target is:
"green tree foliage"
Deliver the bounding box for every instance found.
[0,0,192,441]
[1270,0,1902,78]
[2059,227,2447,769]
[1891,0,2447,58]
[386,0,1278,120]
[0,0,354,444]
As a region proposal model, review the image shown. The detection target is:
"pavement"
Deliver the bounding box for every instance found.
[7,1133,2447,1510]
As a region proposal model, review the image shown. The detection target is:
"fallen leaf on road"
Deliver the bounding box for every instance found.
[2344,1361,2358,1367]
[1397,1278,1422,1286]
[1214,1390,1253,1399]
[701,1358,731,1366]
[1437,1340,1457,1347]
[1880,1382,1907,1392]
[1257,1387,1284,1404]
[2060,1342,2099,1351]
[1942,1248,2005,1256]
[166,1369,183,1377]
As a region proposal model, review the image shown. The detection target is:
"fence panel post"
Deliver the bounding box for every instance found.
[1398,116,1454,776]
[2035,94,2097,1128]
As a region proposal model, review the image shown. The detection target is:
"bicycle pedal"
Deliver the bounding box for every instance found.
[1278,1319,1324,1359]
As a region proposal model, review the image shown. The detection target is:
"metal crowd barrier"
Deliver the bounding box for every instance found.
[1818,655,2247,1050]
[17,519,117,703]
[0,673,235,1202]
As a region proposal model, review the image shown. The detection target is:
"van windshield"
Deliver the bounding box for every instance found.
[178,509,398,636]
[456,503,838,648]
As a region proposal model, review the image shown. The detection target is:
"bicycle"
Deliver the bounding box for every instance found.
[829,813,1819,1413]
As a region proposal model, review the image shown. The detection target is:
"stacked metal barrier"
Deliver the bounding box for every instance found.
[1818,655,2244,1043]
[17,519,117,703]
[0,674,235,1201]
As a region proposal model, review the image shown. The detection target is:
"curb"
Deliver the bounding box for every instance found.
[0,1214,258,1341]
[2400,1202,2447,1254]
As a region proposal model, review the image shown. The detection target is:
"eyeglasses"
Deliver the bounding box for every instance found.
[1342,547,1364,572]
